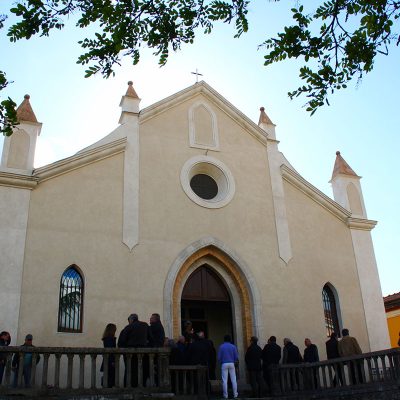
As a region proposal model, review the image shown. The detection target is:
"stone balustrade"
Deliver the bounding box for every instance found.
[0,346,399,398]
[0,346,171,396]
[270,347,400,395]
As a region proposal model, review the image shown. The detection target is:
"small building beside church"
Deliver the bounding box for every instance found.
[0,81,390,375]
[383,292,400,348]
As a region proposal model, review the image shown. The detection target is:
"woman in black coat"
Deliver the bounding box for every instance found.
[101,323,117,387]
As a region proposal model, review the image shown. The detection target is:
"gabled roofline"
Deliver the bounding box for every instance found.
[33,137,126,183]
[140,81,270,146]
[281,164,376,230]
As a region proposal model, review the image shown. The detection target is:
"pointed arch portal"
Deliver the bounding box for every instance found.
[164,237,261,374]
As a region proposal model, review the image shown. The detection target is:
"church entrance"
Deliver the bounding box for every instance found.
[181,265,233,351]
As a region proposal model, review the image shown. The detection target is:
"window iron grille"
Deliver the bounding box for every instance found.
[58,266,84,333]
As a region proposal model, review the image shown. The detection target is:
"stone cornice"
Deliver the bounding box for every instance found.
[34,138,127,183]
[281,165,377,231]
[347,217,377,231]
[0,171,37,189]
[140,81,269,146]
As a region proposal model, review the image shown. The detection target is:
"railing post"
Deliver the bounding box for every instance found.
[103,353,109,388]
[78,354,85,389]
[54,353,61,389]
[41,353,49,389]
[4,353,12,386]
[90,354,97,389]
[67,353,74,389]
[16,353,24,387]
[114,354,120,388]
[158,353,171,389]
[149,353,155,387]
[138,353,143,388]
[31,353,38,387]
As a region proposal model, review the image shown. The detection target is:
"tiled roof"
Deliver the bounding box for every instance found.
[126,81,139,98]
[258,107,274,125]
[16,94,38,123]
[383,292,400,312]
[331,151,359,180]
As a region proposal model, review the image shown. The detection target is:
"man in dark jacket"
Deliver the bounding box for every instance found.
[149,313,165,348]
[12,334,40,388]
[325,332,342,386]
[118,314,152,387]
[186,332,211,366]
[245,336,263,397]
[303,338,319,362]
[282,338,302,364]
[303,338,319,388]
[282,338,302,390]
[261,336,281,394]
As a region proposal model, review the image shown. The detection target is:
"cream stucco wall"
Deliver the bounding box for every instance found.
[14,90,373,364]
[0,185,31,344]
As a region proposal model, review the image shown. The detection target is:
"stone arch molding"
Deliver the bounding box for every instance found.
[163,236,262,345]
[188,101,219,150]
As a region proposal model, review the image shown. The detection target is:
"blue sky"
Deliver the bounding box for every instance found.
[1,0,399,296]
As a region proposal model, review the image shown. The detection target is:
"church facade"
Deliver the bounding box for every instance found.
[0,81,389,370]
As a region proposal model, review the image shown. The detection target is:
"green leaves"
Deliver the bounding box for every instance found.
[1,0,399,119]
[0,71,18,136]
[261,0,400,113]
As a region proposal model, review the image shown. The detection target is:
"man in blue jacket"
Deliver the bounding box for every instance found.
[217,334,239,399]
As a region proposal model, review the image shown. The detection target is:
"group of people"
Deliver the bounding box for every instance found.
[244,328,363,397]
[1,318,366,397]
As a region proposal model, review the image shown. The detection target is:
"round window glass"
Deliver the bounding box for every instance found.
[190,174,218,200]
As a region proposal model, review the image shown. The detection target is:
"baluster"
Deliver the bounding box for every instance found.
[148,353,155,387]
[380,355,388,381]
[327,364,333,388]
[279,369,285,393]
[41,353,49,389]
[321,365,327,388]
[54,354,61,389]
[366,357,373,383]
[316,366,321,389]
[31,353,38,387]
[159,354,170,389]
[360,359,366,383]
[372,356,380,381]
[298,367,304,391]
[114,354,120,388]
[4,353,12,386]
[289,368,295,392]
[197,367,206,397]
[388,354,395,380]
[126,354,132,388]
[174,371,179,394]
[79,354,85,389]
[17,353,24,387]
[191,370,195,395]
[339,362,346,386]
[103,354,109,388]
[90,354,97,389]
[67,354,74,389]
[138,353,143,387]
[183,370,187,394]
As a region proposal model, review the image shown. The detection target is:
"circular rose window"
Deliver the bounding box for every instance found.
[180,156,235,208]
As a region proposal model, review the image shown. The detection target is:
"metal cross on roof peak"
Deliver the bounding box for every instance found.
[191,69,203,83]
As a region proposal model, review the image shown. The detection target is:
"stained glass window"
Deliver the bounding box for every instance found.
[322,284,340,337]
[58,266,84,332]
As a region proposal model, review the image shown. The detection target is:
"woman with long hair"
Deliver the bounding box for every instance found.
[101,323,117,387]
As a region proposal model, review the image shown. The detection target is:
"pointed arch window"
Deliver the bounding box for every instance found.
[58,266,84,333]
[322,284,340,337]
